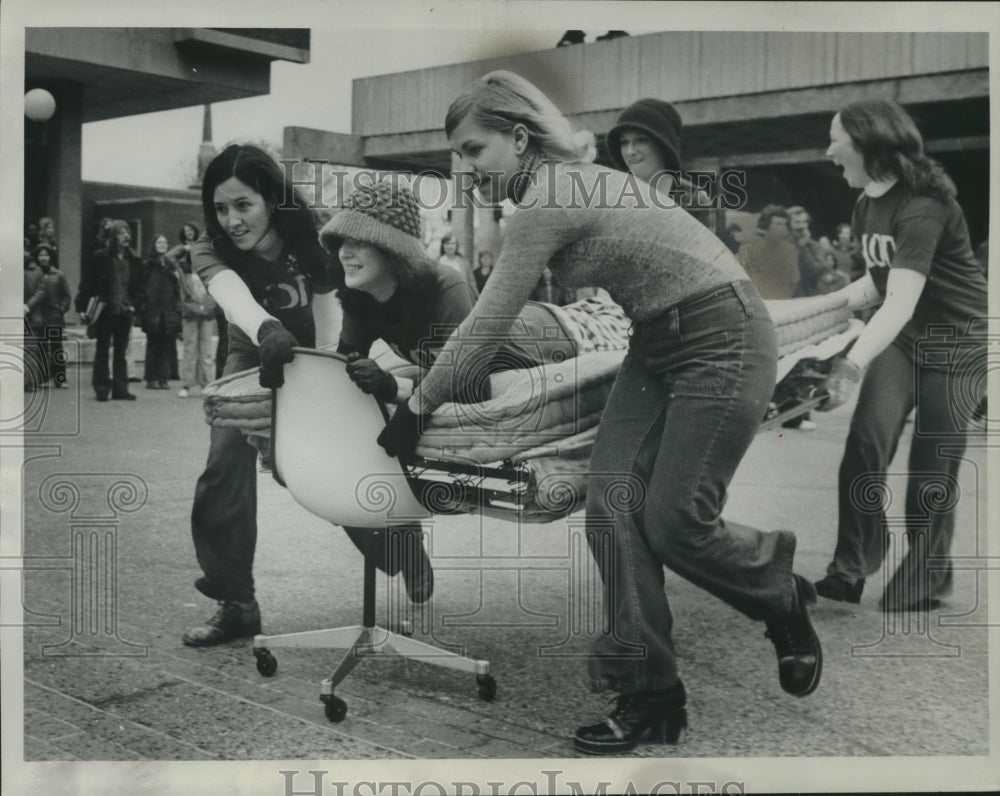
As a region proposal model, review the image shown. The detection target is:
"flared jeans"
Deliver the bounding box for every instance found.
[825,339,983,609]
[586,281,799,694]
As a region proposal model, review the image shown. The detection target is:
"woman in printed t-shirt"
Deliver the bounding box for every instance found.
[182,144,342,647]
[375,70,823,755]
[815,99,988,611]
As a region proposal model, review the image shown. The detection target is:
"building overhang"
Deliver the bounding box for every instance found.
[25,27,310,122]
[355,69,989,176]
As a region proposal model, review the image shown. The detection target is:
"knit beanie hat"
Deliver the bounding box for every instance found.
[319,180,425,264]
[606,98,683,173]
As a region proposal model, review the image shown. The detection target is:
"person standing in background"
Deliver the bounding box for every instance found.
[606,98,722,235]
[438,233,478,294]
[140,234,183,390]
[167,220,228,380]
[36,242,71,388]
[788,207,832,298]
[175,233,217,398]
[721,222,746,254]
[830,223,865,283]
[473,250,495,292]
[37,216,59,266]
[76,220,143,401]
[25,221,40,252]
[782,206,832,431]
[170,222,216,396]
[23,245,47,392]
[737,205,800,299]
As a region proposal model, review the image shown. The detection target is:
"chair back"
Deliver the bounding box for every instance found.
[272,349,430,528]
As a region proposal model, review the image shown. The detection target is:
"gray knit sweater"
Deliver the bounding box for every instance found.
[414,161,748,413]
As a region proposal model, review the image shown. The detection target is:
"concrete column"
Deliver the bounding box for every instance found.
[45,81,84,292]
[474,206,502,262]
[449,152,475,276]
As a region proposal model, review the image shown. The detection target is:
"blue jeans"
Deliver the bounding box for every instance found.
[586,281,798,695]
[191,328,261,602]
[825,340,982,607]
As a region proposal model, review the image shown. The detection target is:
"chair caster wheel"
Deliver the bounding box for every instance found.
[476,674,497,701]
[322,695,348,722]
[254,648,277,677]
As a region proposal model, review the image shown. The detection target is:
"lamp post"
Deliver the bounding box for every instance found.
[24,88,57,122]
[24,88,57,241]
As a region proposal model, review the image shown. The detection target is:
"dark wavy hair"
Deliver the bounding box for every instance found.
[200,144,333,284]
[757,204,790,232]
[838,100,956,203]
[179,221,200,244]
[146,233,170,262]
[336,244,441,335]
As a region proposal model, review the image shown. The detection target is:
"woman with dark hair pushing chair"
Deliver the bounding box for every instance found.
[182,143,341,647]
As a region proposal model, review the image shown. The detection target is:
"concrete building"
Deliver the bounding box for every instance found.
[24,27,311,290]
[284,31,989,259]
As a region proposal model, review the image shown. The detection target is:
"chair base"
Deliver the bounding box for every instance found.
[250,529,494,721]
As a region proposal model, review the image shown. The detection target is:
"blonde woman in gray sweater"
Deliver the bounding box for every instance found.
[378,71,822,755]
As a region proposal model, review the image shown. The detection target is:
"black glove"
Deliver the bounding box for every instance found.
[377,401,425,463]
[346,352,398,402]
[818,355,863,412]
[257,320,297,388]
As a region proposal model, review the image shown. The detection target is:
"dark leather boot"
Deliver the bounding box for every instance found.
[815,574,864,604]
[401,535,434,604]
[183,600,261,647]
[765,575,822,697]
[573,682,687,755]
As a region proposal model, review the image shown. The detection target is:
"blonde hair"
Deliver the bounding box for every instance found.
[445,70,595,164]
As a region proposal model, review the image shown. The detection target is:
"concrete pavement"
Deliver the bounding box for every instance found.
[10,355,997,791]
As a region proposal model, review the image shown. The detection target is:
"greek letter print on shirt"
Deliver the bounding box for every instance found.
[860,233,895,270]
[852,181,987,351]
[192,236,336,349]
[261,253,311,312]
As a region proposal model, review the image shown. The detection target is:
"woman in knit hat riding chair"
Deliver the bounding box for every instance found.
[318,178,579,606]
[606,98,722,235]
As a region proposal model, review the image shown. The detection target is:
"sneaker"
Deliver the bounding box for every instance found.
[182,600,262,647]
[111,392,137,401]
[178,388,190,398]
[765,575,822,697]
[796,420,818,431]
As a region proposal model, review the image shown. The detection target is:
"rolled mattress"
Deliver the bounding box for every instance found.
[202,293,853,456]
